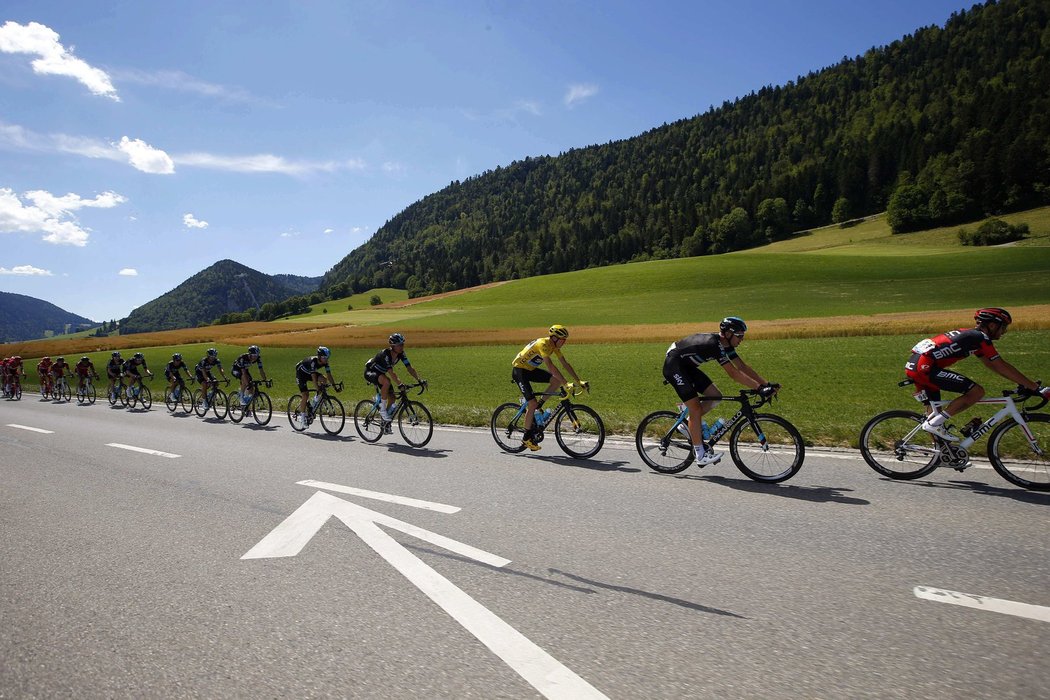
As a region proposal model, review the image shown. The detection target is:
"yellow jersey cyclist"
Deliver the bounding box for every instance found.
[512,324,588,451]
[664,317,777,467]
[364,333,425,429]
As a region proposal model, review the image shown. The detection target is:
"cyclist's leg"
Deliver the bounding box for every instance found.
[296,370,311,414]
[513,368,544,433]
[923,369,981,428]
[663,356,715,447]
[240,368,253,400]
[377,374,395,416]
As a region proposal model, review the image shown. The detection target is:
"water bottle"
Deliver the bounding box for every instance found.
[710,418,726,436]
[701,419,711,440]
[536,408,550,427]
[311,394,320,409]
[242,391,251,405]
[960,417,982,437]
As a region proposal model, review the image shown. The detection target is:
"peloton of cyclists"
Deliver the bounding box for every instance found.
[364,333,425,431]
[511,325,588,451]
[905,307,1050,441]
[164,353,194,400]
[664,317,777,467]
[194,348,228,408]
[295,346,339,428]
[232,345,267,406]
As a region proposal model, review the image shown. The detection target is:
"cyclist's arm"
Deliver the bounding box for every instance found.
[724,357,766,389]
[542,356,567,385]
[982,356,1040,392]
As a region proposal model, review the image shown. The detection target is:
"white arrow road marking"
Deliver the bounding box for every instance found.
[105,443,180,459]
[6,424,54,434]
[243,490,608,700]
[296,479,460,513]
[914,586,1050,623]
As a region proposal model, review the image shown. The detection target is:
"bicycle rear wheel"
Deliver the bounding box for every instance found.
[252,392,272,426]
[164,388,178,412]
[319,396,345,435]
[728,414,805,483]
[192,389,208,416]
[987,413,1050,491]
[286,396,308,432]
[859,410,939,479]
[398,400,433,447]
[211,390,228,419]
[635,410,693,473]
[491,402,527,453]
[140,386,152,410]
[353,399,383,442]
[227,392,245,422]
[59,382,71,402]
[554,404,605,459]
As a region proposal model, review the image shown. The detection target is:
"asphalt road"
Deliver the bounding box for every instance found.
[1,394,1048,699]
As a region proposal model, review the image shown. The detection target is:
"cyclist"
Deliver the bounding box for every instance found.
[164,353,194,400]
[295,346,339,428]
[664,317,776,467]
[74,356,99,396]
[512,325,588,451]
[105,351,124,401]
[194,348,228,408]
[232,345,267,405]
[50,356,71,395]
[5,356,24,396]
[122,352,153,398]
[37,356,54,395]
[905,307,1049,441]
[365,333,424,429]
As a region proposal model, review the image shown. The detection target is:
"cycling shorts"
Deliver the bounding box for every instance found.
[905,353,977,402]
[195,368,215,383]
[663,354,714,402]
[512,366,552,402]
[232,366,252,381]
[297,368,316,393]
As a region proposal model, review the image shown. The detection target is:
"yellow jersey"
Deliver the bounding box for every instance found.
[512,337,562,370]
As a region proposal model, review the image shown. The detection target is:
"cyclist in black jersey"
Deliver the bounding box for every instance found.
[905,307,1048,441]
[194,348,228,402]
[664,316,776,467]
[295,346,339,427]
[232,345,267,406]
[122,353,153,394]
[105,351,124,399]
[364,333,424,425]
[165,353,194,397]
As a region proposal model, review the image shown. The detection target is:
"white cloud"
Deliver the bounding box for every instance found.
[279,230,300,238]
[323,228,334,234]
[175,152,364,176]
[118,268,138,276]
[183,213,209,229]
[117,136,174,174]
[0,21,118,100]
[112,68,264,104]
[0,187,124,246]
[0,264,52,276]
[564,83,598,108]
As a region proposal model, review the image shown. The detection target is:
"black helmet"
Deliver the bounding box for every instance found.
[719,316,748,335]
[317,346,331,358]
[172,353,182,361]
[389,333,405,345]
[207,348,218,358]
[80,356,89,363]
[134,352,144,360]
[112,351,121,358]
[974,307,1012,326]
[56,356,64,362]
[248,345,260,356]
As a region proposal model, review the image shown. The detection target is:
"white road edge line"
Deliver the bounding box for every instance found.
[6,424,54,434]
[297,480,460,513]
[105,443,180,459]
[914,586,1050,623]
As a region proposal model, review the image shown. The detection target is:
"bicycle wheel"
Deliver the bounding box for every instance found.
[491,402,528,453]
[164,388,178,412]
[554,404,605,459]
[319,396,345,435]
[252,392,272,426]
[140,386,152,410]
[728,414,805,483]
[398,400,434,447]
[227,391,245,423]
[108,385,119,406]
[635,410,694,473]
[987,413,1050,491]
[859,410,940,480]
[14,384,21,400]
[286,396,308,432]
[176,387,189,413]
[59,382,71,402]
[126,386,139,409]
[192,389,208,416]
[211,390,228,419]
[353,399,384,442]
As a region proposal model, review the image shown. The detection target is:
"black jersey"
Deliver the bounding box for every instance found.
[233,353,263,371]
[195,356,222,373]
[296,356,331,376]
[166,360,191,375]
[909,328,999,368]
[122,358,148,374]
[106,358,123,374]
[667,333,738,367]
[365,348,410,374]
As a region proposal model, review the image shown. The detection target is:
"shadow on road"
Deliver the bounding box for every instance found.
[670,473,870,505]
[302,432,356,443]
[241,423,279,432]
[383,443,451,458]
[512,453,639,472]
[883,477,1050,504]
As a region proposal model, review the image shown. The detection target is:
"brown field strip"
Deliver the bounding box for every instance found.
[4,304,1049,356]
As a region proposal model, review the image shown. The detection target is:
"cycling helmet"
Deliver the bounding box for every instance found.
[56,357,64,363]
[207,348,218,357]
[548,324,569,339]
[719,316,748,335]
[975,307,1012,326]
[172,353,182,361]
[112,351,121,358]
[80,357,89,363]
[317,346,331,358]
[389,333,405,345]
[134,352,144,360]
[42,356,50,362]
[248,345,260,356]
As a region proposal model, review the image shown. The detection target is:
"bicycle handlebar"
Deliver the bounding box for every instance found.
[398,381,427,396]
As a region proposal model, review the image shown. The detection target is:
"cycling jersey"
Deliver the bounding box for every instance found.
[106,359,123,376]
[195,356,222,373]
[74,360,94,377]
[366,348,410,374]
[907,328,999,369]
[233,353,263,371]
[666,333,738,367]
[51,361,70,377]
[165,360,192,377]
[512,338,560,370]
[123,358,148,375]
[37,360,52,375]
[296,356,331,376]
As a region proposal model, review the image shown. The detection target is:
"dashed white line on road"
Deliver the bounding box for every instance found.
[914,586,1050,623]
[105,443,180,459]
[6,424,54,434]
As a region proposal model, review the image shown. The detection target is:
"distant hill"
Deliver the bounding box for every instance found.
[119,260,313,334]
[0,291,96,343]
[322,0,1050,297]
[271,273,323,295]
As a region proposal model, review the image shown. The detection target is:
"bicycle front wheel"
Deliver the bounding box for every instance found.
[353,399,383,442]
[286,396,307,432]
[399,401,434,447]
[728,414,805,483]
[635,411,694,473]
[211,390,228,420]
[164,389,178,412]
[227,392,245,423]
[859,410,939,480]
[554,404,605,459]
[319,396,345,435]
[252,392,272,426]
[60,382,71,402]
[987,413,1050,491]
[491,402,527,453]
[140,386,152,410]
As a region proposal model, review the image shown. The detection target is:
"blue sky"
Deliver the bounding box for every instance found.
[1,0,976,322]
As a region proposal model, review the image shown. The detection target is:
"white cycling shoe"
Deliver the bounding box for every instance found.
[920,421,959,442]
[695,450,723,467]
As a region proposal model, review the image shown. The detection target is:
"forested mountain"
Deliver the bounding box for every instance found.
[271,274,323,295]
[322,0,1050,297]
[120,260,309,334]
[0,291,95,343]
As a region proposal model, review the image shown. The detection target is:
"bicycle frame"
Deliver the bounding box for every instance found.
[918,395,1041,453]
[668,391,771,448]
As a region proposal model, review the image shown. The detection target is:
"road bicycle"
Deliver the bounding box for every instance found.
[125,375,154,410]
[354,381,433,447]
[76,376,97,405]
[39,376,53,400]
[3,377,23,401]
[228,379,274,426]
[164,377,194,414]
[490,383,605,459]
[859,381,1050,491]
[635,384,805,482]
[287,382,345,435]
[107,378,129,407]
[52,375,72,403]
[193,378,229,420]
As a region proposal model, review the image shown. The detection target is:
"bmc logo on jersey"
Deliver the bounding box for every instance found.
[932,343,962,360]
